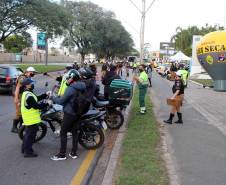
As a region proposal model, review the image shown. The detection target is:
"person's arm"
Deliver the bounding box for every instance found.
[14,83,20,104]
[37,93,48,101]
[171,90,180,99]
[52,87,73,105]
[26,96,48,109]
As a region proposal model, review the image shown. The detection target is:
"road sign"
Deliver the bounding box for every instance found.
[37,32,46,50]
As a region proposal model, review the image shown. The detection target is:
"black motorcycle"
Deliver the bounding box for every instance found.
[92,95,125,130]
[18,104,107,150]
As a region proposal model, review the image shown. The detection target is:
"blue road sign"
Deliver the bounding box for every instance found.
[37,32,46,49]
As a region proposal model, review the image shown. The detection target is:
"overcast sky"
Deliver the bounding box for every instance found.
[32,0,226,51]
[82,0,226,51]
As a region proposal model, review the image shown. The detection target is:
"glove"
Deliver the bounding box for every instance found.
[47,100,53,106]
[46,91,52,97]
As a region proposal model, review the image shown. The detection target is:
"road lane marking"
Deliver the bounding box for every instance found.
[70,150,97,185]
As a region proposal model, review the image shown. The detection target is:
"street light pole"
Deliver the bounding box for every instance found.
[140,0,146,63]
[128,0,157,64]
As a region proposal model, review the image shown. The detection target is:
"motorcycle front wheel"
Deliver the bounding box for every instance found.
[79,123,104,150]
[18,123,47,143]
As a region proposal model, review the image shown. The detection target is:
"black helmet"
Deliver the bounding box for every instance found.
[79,67,94,79]
[67,69,81,81]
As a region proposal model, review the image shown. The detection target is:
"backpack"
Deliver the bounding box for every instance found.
[73,89,91,116]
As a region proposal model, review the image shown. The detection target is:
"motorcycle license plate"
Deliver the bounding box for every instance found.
[101,121,108,130]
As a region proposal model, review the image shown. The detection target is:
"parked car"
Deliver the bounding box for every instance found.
[0,65,23,95]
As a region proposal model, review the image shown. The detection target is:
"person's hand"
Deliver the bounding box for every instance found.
[47,100,53,106]
[46,91,52,97]
[14,97,19,105]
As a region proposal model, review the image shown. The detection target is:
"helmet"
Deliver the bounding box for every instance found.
[79,67,94,79]
[65,64,73,71]
[26,67,37,73]
[176,71,182,77]
[67,69,81,81]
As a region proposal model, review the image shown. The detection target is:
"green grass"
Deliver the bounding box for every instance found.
[15,64,65,73]
[115,88,169,185]
[192,79,213,87]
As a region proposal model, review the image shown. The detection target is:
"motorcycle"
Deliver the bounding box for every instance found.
[18,103,107,150]
[93,85,125,129]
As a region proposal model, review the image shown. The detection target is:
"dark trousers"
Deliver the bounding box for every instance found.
[23,124,38,154]
[139,85,148,107]
[60,113,79,154]
[148,78,152,87]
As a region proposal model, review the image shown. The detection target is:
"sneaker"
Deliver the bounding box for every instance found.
[69,152,78,159]
[51,153,66,161]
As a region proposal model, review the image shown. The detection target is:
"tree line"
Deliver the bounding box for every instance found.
[170,24,224,56]
[0,0,134,62]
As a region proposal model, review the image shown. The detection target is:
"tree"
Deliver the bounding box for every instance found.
[0,0,71,42]
[63,1,134,63]
[170,24,224,56]
[3,33,32,53]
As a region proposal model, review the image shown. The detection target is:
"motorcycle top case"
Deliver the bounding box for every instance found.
[109,79,133,105]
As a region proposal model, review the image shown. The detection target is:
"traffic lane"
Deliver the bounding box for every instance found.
[0,73,90,185]
[0,127,89,185]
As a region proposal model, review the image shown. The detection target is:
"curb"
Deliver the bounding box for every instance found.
[189,79,213,89]
[82,146,104,185]
[100,100,132,185]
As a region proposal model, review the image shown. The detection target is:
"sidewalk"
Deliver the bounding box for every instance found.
[150,73,226,185]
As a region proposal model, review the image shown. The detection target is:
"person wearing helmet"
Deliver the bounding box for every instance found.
[12,66,37,133]
[51,69,86,161]
[20,78,50,157]
[164,71,184,124]
[79,67,96,101]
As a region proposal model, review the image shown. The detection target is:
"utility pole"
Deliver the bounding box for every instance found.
[128,0,157,63]
[140,0,146,63]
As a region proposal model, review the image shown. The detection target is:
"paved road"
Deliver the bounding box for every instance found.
[151,72,226,185]
[0,72,92,185]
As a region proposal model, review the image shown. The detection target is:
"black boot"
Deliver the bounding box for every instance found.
[175,112,183,124]
[164,113,174,124]
[11,119,19,133]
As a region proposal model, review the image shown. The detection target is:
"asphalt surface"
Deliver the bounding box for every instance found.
[151,72,226,185]
[0,72,90,185]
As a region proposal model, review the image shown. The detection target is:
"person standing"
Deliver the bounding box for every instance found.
[51,70,86,161]
[147,63,152,87]
[20,78,50,157]
[102,64,120,100]
[133,65,149,114]
[12,67,37,133]
[164,71,184,124]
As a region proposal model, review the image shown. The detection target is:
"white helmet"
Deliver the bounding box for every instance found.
[176,71,182,77]
[26,66,37,73]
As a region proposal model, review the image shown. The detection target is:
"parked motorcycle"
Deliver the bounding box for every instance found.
[18,104,107,150]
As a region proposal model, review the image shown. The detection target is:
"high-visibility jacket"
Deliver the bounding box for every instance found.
[58,80,68,96]
[21,91,41,126]
[139,71,149,87]
[58,73,69,96]
[178,69,189,85]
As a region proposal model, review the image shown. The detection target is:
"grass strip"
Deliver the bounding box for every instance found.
[192,79,213,87]
[115,88,169,185]
[15,64,65,73]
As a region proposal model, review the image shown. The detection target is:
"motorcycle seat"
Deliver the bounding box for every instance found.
[81,110,100,119]
[93,97,109,108]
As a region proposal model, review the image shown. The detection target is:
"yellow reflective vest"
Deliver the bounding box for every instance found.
[21,91,41,126]
[138,71,149,87]
[57,72,69,96]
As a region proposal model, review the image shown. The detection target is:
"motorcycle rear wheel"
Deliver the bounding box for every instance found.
[18,123,47,143]
[105,109,124,129]
[79,123,104,150]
